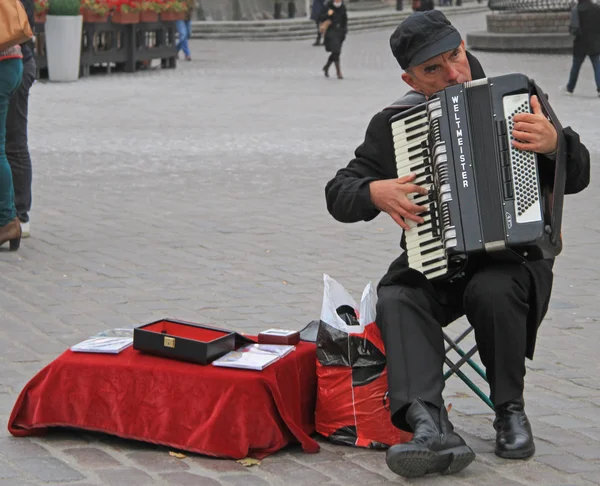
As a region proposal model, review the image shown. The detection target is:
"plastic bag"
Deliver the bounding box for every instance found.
[315,274,412,449]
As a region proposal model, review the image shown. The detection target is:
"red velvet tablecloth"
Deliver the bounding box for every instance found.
[8,342,319,459]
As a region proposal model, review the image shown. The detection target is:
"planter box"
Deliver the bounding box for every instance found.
[111,11,140,24]
[140,11,159,22]
[160,12,185,21]
[82,11,109,23]
[35,19,177,79]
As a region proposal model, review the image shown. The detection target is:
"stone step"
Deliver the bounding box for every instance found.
[191,4,489,40]
[466,31,572,53]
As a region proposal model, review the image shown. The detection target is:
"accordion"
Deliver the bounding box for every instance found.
[389,74,566,281]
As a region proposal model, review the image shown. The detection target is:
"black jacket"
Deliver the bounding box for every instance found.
[319,1,347,54]
[573,0,600,56]
[324,52,591,358]
[20,0,35,62]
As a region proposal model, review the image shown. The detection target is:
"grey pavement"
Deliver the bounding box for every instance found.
[1,10,599,485]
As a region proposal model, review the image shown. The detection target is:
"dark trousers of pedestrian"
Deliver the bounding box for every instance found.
[567,53,600,93]
[376,261,534,432]
[314,21,322,45]
[5,56,36,224]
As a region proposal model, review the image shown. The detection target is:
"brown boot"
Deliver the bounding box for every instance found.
[334,60,343,79]
[0,218,21,251]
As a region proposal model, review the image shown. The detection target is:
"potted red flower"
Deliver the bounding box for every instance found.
[34,0,49,23]
[81,0,110,22]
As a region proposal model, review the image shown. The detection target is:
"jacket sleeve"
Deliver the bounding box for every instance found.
[538,126,590,196]
[325,111,395,223]
[563,126,590,195]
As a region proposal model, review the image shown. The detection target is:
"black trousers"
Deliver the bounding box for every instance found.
[5,56,36,223]
[376,261,534,431]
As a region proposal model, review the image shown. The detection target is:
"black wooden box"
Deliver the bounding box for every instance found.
[133,319,252,365]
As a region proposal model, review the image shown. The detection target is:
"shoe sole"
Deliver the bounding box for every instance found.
[495,443,535,459]
[386,445,475,478]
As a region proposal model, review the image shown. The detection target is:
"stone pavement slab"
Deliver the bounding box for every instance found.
[0,10,599,486]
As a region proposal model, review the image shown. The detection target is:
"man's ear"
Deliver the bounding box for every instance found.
[402,71,420,92]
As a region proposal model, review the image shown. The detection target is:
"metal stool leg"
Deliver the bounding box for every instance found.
[443,329,494,410]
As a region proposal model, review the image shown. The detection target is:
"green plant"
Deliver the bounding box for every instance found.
[81,0,110,15]
[140,0,162,12]
[49,0,82,15]
[162,0,186,12]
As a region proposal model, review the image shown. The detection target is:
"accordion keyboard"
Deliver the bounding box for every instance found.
[391,105,448,280]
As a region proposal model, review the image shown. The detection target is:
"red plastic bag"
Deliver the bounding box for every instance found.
[315,275,412,449]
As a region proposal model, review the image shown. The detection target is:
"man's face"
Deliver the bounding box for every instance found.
[401,41,472,98]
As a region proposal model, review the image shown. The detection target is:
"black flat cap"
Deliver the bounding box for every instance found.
[390,10,462,70]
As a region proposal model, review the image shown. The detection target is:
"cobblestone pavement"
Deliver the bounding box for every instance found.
[0,10,599,486]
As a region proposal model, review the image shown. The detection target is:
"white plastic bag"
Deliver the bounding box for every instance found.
[320,274,377,334]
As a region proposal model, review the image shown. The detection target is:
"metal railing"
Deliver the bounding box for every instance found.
[488,0,575,11]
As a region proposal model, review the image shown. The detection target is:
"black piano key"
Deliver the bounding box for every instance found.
[409,159,431,171]
[406,121,429,134]
[419,237,439,248]
[402,111,427,126]
[409,150,429,161]
[423,264,448,276]
[421,245,444,256]
[421,256,446,267]
[417,227,433,236]
[407,130,429,142]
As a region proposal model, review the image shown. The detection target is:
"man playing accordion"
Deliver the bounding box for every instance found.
[324,10,590,479]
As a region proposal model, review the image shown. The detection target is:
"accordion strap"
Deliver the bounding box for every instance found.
[530,80,567,249]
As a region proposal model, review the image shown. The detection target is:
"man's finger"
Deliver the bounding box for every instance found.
[399,199,428,215]
[512,140,536,152]
[530,95,543,115]
[512,113,538,123]
[512,130,536,143]
[402,183,429,196]
[390,212,410,230]
[396,173,417,184]
[513,121,539,133]
[397,206,425,224]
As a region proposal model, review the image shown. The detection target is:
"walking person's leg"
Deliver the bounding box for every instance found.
[589,54,600,96]
[314,21,322,46]
[333,52,343,79]
[175,20,191,60]
[5,56,36,237]
[184,20,193,60]
[0,59,24,249]
[566,54,585,93]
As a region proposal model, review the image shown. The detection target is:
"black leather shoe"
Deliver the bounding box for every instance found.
[385,398,475,478]
[494,397,535,459]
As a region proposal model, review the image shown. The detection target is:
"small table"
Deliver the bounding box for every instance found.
[9,342,319,459]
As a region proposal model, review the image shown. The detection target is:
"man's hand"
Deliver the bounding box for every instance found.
[511,95,558,156]
[369,174,429,230]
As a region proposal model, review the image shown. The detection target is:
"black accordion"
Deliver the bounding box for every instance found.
[389,74,566,281]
